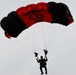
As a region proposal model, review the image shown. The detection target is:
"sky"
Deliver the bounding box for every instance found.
[0,0,76,75]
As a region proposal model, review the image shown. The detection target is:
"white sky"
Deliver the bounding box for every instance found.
[0,0,76,75]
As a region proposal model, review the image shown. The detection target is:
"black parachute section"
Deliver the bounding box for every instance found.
[1,11,27,37]
[47,2,74,25]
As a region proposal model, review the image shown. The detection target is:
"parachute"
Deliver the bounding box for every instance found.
[0,1,74,39]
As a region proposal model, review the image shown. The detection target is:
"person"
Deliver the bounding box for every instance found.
[34,50,48,75]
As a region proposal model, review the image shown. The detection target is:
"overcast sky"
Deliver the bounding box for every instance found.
[0,0,76,75]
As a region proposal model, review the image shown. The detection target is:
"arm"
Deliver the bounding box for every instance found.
[45,55,48,61]
[36,56,40,63]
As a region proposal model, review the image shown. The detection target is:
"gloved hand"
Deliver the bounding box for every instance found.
[34,52,38,57]
[43,49,48,55]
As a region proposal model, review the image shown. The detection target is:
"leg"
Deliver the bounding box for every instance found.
[40,66,43,75]
[44,66,47,74]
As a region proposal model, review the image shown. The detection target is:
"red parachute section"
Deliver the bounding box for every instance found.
[16,2,52,27]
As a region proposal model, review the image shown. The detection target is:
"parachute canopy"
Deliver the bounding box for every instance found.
[0,1,74,38]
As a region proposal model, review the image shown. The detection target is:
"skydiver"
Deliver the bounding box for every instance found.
[34,50,48,75]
